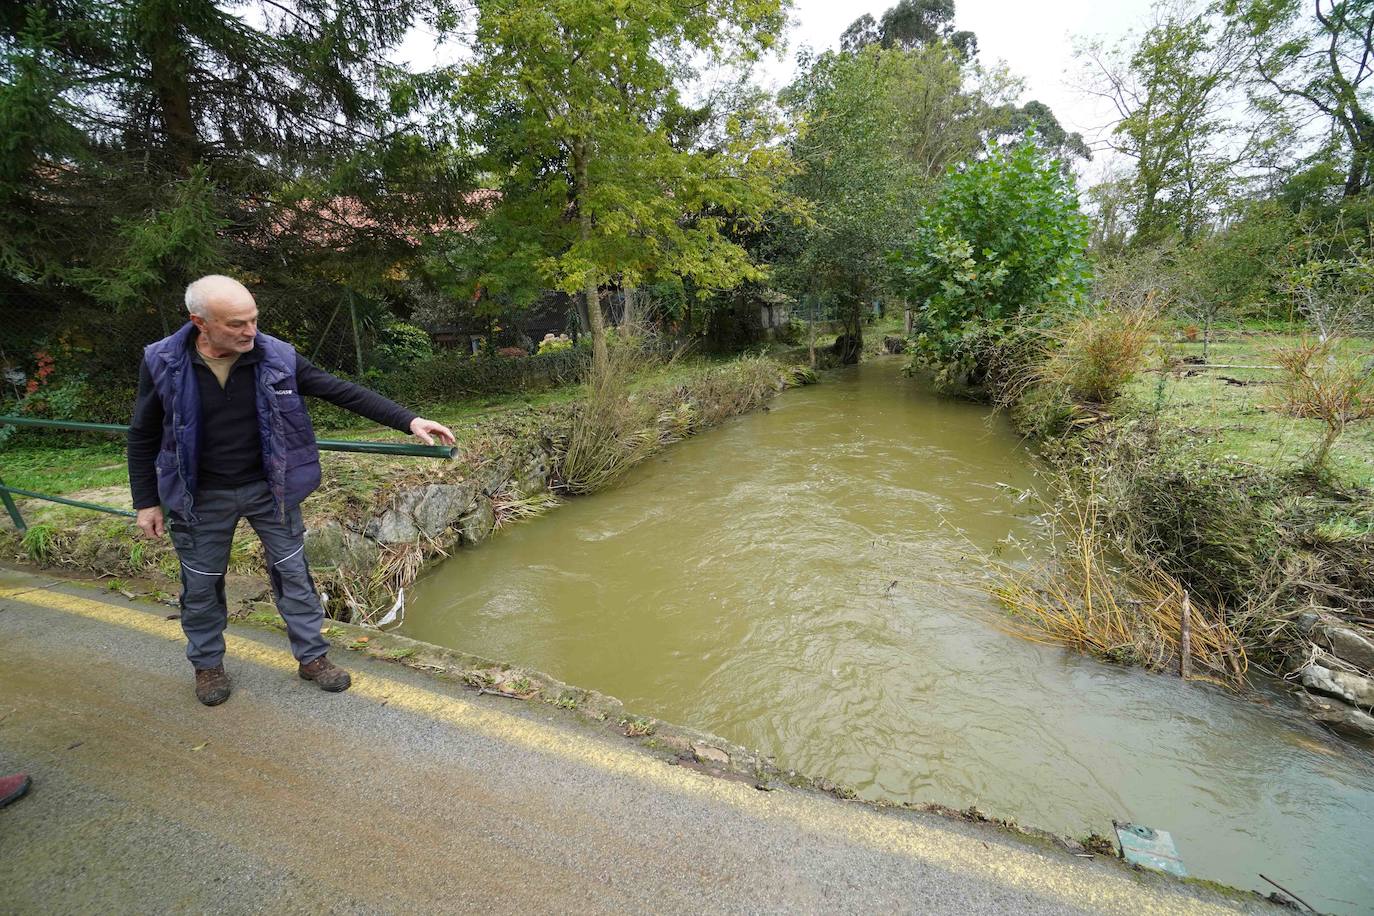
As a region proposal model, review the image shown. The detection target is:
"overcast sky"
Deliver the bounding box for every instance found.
[392,0,1163,179]
[758,0,1160,174]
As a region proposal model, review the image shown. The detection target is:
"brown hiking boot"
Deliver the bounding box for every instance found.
[298,655,351,692]
[194,665,231,706]
[0,773,32,808]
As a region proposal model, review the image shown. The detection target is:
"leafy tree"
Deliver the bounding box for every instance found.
[0,0,462,373]
[1282,225,1374,339]
[1085,169,1135,255]
[892,138,1090,388]
[446,0,793,376]
[841,0,977,58]
[994,100,1092,167]
[1223,0,1374,197]
[1079,5,1263,244]
[776,42,1009,360]
[1169,201,1296,354]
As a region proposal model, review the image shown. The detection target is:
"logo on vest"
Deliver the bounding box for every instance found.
[274,388,296,395]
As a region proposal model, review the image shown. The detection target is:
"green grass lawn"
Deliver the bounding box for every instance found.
[0,440,129,497]
[1122,328,1374,488]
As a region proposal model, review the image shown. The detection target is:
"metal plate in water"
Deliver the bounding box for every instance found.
[1114,822,1188,878]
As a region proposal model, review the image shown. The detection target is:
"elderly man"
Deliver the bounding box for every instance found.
[128,275,454,706]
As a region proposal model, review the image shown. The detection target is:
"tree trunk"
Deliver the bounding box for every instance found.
[622,281,638,334]
[139,0,198,174]
[572,142,609,374]
[1345,139,1371,197]
[807,292,818,369]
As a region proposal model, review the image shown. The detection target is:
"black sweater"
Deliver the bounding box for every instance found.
[127,339,417,510]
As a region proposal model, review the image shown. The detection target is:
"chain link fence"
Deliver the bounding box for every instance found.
[2,280,848,424]
[1,282,408,424]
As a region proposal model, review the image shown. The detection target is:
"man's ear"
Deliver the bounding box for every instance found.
[189,313,206,331]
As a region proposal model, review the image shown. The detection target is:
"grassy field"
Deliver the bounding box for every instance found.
[1121,330,1373,490]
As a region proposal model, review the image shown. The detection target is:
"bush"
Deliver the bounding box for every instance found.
[893,137,1090,390]
[383,344,593,405]
[1038,307,1157,405]
[372,321,433,371]
[537,334,573,354]
[1271,337,1374,473]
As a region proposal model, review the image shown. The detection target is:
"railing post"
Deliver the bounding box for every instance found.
[0,475,27,532]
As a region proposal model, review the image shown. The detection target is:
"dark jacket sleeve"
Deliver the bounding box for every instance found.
[295,354,417,433]
[127,359,164,510]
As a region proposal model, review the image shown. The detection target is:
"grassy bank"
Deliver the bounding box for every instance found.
[995,324,1373,695]
[0,351,814,610]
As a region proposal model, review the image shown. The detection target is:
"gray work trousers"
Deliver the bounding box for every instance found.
[167,481,328,669]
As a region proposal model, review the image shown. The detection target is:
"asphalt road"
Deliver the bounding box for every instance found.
[0,567,1275,914]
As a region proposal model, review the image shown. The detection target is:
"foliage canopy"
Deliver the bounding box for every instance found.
[893,138,1090,385]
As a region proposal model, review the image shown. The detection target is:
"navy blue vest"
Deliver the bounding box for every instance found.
[143,323,321,519]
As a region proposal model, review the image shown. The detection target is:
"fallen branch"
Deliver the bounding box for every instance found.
[1149,364,1282,372]
[1258,873,1319,913]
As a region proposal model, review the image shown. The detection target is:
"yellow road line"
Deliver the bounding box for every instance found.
[0,583,1251,914]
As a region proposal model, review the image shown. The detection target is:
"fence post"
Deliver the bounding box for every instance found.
[0,475,27,532]
[347,288,365,375]
[311,299,344,364]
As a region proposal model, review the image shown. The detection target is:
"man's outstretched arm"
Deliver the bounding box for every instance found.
[294,354,454,445]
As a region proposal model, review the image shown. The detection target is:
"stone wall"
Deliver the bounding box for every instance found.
[1293,612,1374,742]
[303,445,554,615]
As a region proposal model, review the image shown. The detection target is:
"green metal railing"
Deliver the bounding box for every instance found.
[0,415,456,532]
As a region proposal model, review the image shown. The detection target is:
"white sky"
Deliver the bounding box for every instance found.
[392,0,1163,179]
[757,0,1160,169]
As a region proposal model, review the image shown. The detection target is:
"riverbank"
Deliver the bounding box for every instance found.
[0,351,813,620]
[995,325,1374,742]
[1,565,1287,914]
[6,351,1368,908]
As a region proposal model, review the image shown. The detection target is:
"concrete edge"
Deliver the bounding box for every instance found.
[1,562,1287,910]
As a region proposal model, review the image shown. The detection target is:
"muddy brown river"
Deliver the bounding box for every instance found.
[404,358,1374,913]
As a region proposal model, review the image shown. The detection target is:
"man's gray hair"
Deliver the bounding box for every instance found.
[185,274,244,318]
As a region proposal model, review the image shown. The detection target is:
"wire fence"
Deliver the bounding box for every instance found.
[1,284,421,423]
[2,281,863,424]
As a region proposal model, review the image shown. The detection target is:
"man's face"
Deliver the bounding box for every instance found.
[192,293,258,355]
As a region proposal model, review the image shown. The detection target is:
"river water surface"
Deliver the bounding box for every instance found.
[404,359,1374,913]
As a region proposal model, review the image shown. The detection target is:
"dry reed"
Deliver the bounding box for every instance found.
[991,481,1248,688]
[1038,305,1159,405]
[556,348,787,495]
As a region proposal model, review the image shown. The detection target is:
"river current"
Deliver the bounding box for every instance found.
[404,358,1374,913]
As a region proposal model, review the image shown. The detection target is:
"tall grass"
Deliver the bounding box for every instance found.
[991,478,1248,688]
[555,339,665,495]
[1038,307,1158,405]
[554,346,788,495]
[20,523,60,564]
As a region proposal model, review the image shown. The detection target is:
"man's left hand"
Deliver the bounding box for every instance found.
[410,417,456,446]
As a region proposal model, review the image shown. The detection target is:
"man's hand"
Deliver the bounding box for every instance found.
[136,506,165,539]
[410,417,456,447]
